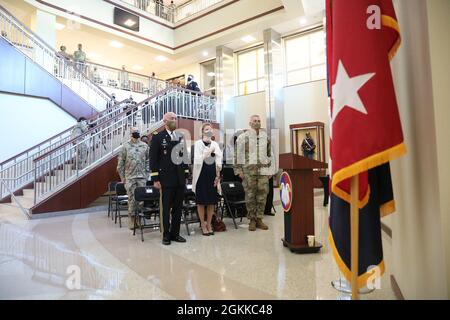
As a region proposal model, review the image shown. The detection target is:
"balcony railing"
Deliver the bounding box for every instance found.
[79,62,168,96]
[119,0,225,23]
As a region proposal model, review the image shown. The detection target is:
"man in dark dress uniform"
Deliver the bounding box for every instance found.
[150,112,190,245]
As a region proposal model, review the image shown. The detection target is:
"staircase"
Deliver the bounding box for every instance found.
[0,87,217,217]
[0,4,111,112]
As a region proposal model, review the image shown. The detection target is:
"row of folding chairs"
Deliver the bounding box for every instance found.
[106,180,250,241]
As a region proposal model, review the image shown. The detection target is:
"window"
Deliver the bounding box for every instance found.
[237,47,265,95]
[285,29,326,86]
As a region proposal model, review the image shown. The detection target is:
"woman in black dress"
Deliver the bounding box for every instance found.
[192,123,223,235]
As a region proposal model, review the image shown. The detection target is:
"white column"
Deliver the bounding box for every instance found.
[215,45,235,131]
[263,29,285,153]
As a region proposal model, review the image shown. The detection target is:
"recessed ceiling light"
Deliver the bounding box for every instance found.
[155,55,168,62]
[110,40,124,48]
[300,17,308,26]
[132,65,144,71]
[55,22,65,30]
[202,51,209,57]
[241,35,256,43]
[124,19,136,27]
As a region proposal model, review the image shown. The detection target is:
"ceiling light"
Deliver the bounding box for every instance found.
[202,51,209,57]
[132,65,144,71]
[110,40,124,48]
[207,72,215,77]
[241,35,256,43]
[123,19,137,27]
[55,22,65,30]
[300,17,308,26]
[155,55,168,62]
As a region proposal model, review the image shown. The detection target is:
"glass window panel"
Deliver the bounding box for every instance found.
[286,36,310,71]
[310,31,326,66]
[287,69,310,86]
[311,64,327,81]
[257,48,265,78]
[238,50,257,82]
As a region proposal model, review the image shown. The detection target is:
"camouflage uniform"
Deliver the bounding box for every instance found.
[71,121,89,169]
[234,129,273,223]
[117,140,150,228]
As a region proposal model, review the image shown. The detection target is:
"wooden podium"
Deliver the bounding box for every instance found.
[279,153,328,254]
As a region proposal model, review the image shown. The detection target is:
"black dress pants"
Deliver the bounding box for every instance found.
[161,186,184,238]
[264,177,274,215]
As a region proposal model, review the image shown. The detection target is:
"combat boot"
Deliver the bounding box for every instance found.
[256,218,269,230]
[249,219,257,231]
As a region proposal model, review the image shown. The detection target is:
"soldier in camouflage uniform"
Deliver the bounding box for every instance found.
[234,115,274,231]
[71,117,90,169]
[117,127,150,229]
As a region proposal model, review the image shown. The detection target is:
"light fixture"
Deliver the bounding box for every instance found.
[202,51,208,57]
[55,22,65,30]
[155,55,168,62]
[241,35,256,43]
[300,17,308,26]
[132,65,144,71]
[207,72,215,77]
[123,19,136,27]
[110,40,124,48]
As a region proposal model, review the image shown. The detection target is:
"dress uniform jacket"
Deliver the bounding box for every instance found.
[150,130,190,187]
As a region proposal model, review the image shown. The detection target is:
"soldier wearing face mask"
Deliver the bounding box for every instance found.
[117,127,150,230]
[71,117,90,169]
[234,115,273,231]
[150,112,190,245]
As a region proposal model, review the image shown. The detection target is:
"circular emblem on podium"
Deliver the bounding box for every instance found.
[280,171,293,213]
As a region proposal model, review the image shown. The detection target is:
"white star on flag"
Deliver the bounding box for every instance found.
[331,60,376,124]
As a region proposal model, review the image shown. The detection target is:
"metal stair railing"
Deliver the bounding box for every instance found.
[80,62,169,97]
[31,87,217,205]
[0,99,128,201]
[0,4,111,111]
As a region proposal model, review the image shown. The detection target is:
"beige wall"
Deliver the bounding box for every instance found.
[426,0,450,297]
[283,80,330,159]
[159,63,201,84]
[389,0,449,299]
[231,92,267,130]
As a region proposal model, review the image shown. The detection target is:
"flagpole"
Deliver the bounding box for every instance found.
[350,174,359,300]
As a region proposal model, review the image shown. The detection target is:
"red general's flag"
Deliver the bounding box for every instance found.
[327,0,406,287]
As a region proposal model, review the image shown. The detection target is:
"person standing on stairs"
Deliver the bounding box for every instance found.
[117,127,150,230]
[71,117,90,170]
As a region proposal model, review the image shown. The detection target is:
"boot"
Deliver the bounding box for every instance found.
[129,216,136,230]
[256,218,269,230]
[249,219,257,231]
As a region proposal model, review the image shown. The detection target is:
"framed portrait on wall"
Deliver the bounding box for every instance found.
[290,122,325,162]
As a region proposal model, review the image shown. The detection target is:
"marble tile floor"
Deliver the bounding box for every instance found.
[0,191,396,300]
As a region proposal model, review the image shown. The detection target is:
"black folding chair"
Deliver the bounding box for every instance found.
[114,182,128,228]
[133,186,160,242]
[220,181,247,229]
[106,181,118,219]
[182,184,199,236]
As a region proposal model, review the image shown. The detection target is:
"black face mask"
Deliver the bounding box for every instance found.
[132,132,141,139]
